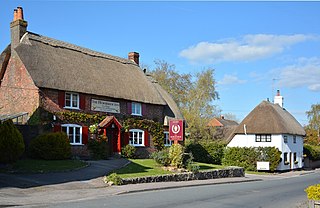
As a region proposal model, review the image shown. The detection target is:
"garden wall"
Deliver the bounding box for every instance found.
[122,167,244,185]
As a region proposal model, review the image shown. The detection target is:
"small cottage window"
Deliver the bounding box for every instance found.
[61,124,82,145]
[293,152,297,163]
[131,102,142,116]
[293,135,296,144]
[284,135,288,143]
[129,129,144,147]
[255,134,271,142]
[65,92,79,109]
[164,131,172,146]
[283,152,289,165]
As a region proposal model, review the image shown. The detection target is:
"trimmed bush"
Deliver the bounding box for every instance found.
[0,120,25,164]
[121,144,136,159]
[151,148,171,166]
[304,144,320,161]
[305,184,320,200]
[186,140,226,164]
[28,132,71,160]
[222,146,281,171]
[87,138,109,160]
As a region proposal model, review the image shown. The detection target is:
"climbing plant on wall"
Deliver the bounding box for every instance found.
[56,111,105,125]
[123,118,164,151]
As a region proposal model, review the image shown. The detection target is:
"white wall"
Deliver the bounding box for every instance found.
[227,134,304,171]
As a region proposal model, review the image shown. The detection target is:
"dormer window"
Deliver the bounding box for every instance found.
[131,102,142,116]
[65,92,79,109]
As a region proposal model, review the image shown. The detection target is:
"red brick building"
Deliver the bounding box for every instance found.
[0,7,183,157]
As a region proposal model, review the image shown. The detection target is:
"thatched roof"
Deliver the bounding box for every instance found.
[230,101,306,138]
[208,117,238,127]
[14,32,167,105]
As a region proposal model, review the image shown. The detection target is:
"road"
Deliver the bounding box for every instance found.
[51,172,320,208]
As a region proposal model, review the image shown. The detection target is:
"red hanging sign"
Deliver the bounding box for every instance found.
[169,119,184,141]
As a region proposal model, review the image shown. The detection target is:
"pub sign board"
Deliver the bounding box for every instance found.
[169,119,184,141]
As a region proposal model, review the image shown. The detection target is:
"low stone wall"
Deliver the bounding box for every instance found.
[122,167,244,185]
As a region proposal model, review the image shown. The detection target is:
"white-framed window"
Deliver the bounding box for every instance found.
[65,92,80,109]
[131,102,142,116]
[164,131,172,146]
[284,135,288,143]
[62,124,82,145]
[129,129,144,147]
[293,135,296,144]
[255,134,271,142]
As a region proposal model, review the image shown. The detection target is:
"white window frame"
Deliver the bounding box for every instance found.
[65,92,80,109]
[164,131,172,147]
[255,134,271,142]
[61,124,82,145]
[129,129,144,147]
[131,102,142,116]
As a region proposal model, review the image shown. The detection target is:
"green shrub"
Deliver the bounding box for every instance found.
[151,148,171,166]
[169,144,185,168]
[121,144,136,159]
[87,138,109,160]
[305,184,320,200]
[104,173,123,185]
[222,146,281,171]
[186,140,226,164]
[28,132,71,160]
[0,120,25,164]
[304,144,320,161]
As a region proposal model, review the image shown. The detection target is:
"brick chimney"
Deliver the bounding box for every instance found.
[128,52,140,66]
[10,7,28,50]
[274,89,284,108]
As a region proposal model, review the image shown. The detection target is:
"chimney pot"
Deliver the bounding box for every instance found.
[277,89,280,96]
[220,115,225,119]
[13,9,18,21]
[128,52,140,66]
[17,7,24,20]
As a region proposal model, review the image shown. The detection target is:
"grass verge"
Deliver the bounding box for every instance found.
[0,159,88,173]
[111,159,227,179]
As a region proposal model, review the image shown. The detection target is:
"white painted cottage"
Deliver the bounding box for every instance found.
[227,91,306,171]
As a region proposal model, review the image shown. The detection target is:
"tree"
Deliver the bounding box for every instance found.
[305,104,320,145]
[149,60,219,141]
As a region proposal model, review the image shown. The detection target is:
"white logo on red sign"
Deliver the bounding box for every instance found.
[171,124,180,134]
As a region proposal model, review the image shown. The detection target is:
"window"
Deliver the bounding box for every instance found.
[65,92,79,109]
[293,152,297,163]
[164,131,172,146]
[255,134,271,142]
[131,102,142,116]
[61,124,82,145]
[283,152,289,165]
[129,129,144,147]
[293,135,296,144]
[284,135,288,143]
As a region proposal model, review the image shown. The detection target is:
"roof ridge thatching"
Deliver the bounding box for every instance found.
[26,32,136,65]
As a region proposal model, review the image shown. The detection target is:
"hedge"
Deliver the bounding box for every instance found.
[222,146,281,171]
[304,144,320,161]
[185,140,226,164]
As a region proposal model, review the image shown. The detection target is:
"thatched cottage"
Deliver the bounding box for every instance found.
[0,7,183,157]
[227,90,305,171]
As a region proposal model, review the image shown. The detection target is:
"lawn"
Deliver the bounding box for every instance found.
[0,159,88,173]
[112,159,227,179]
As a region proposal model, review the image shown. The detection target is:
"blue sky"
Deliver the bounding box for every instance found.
[1,1,319,125]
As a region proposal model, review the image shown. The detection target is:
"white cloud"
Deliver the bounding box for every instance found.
[218,74,246,85]
[274,57,320,92]
[179,34,316,64]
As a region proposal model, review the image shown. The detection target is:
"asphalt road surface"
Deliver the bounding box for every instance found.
[51,172,320,208]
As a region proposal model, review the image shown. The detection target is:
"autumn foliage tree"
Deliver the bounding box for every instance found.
[305,104,320,145]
